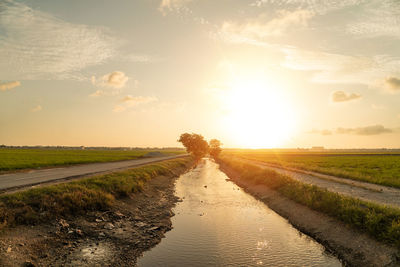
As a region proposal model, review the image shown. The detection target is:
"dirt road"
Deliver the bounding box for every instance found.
[238,157,400,209]
[0,155,187,192]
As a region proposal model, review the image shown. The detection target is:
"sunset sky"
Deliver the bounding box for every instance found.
[1,0,400,148]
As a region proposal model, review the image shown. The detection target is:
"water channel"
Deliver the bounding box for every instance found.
[138,159,342,266]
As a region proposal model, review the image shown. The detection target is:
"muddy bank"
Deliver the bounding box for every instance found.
[218,162,400,267]
[0,163,191,267]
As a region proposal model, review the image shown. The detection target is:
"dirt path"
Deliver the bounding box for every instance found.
[219,162,400,267]
[0,164,190,267]
[238,157,400,209]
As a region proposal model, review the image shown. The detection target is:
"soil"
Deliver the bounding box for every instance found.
[218,162,400,267]
[0,164,191,267]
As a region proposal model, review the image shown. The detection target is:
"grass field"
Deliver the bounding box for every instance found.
[218,156,400,247]
[224,150,400,188]
[0,148,184,172]
[0,157,191,229]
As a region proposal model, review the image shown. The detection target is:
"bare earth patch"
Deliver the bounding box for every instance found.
[0,166,188,267]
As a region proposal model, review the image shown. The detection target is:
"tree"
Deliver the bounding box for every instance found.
[178,133,209,161]
[209,139,222,159]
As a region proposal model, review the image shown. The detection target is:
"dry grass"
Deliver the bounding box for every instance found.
[0,158,191,230]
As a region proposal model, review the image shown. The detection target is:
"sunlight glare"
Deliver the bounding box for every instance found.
[222,76,296,148]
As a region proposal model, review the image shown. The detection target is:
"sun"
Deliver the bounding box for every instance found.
[221,76,297,148]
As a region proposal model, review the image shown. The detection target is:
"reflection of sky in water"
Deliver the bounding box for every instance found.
[138,159,342,267]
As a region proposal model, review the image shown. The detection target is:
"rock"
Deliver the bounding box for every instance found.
[95,218,102,223]
[22,261,36,267]
[59,219,69,228]
[114,211,124,218]
[6,247,12,253]
[204,185,207,188]
[148,226,160,231]
[76,229,83,236]
[104,223,114,230]
[135,222,147,228]
[98,232,105,237]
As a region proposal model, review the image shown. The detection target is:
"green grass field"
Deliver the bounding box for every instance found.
[218,156,400,247]
[0,157,191,229]
[0,148,184,172]
[223,150,400,188]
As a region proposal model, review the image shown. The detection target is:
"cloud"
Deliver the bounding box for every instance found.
[337,125,393,135]
[282,47,400,85]
[0,81,20,91]
[309,125,394,136]
[331,90,361,102]
[99,71,129,89]
[159,0,191,15]
[220,9,314,43]
[90,71,131,96]
[123,54,162,63]
[308,129,332,135]
[113,105,126,113]
[384,77,400,91]
[113,95,158,112]
[346,1,400,39]
[121,95,158,105]
[31,105,42,112]
[89,90,106,97]
[0,1,118,80]
[251,0,364,15]
[371,104,386,110]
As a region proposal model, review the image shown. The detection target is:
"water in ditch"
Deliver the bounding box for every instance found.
[138,159,342,266]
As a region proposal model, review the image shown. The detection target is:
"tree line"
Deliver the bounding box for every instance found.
[178,133,222,161]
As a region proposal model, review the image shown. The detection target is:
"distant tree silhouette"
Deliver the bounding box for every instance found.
[178,133,209,161]
[209,139,222,159]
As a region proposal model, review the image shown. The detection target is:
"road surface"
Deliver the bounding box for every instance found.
[238,157,400,209]
[0,155,188,191]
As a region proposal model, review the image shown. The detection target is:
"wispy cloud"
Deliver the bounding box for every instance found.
[0,81,20,91]
[123,54,162,63]
[307,129,332,135]
[384,77,400,91]
[252,0,366,15]
[220,10,314,44]
[282,48,400,85]
[337,125,393,135]
[89,90,106,97]
[310,124,394,136]
[159,0,191,15]
[113,95,158,112]
[371,104,386,110]
[331,90,361,102]
[0,0,118,80]
[346,1,400,39]
[31,105,42,112]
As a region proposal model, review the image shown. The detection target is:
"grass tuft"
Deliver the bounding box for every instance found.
[0,158,190,230]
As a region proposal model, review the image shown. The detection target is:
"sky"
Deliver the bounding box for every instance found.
[1,0,400,148]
